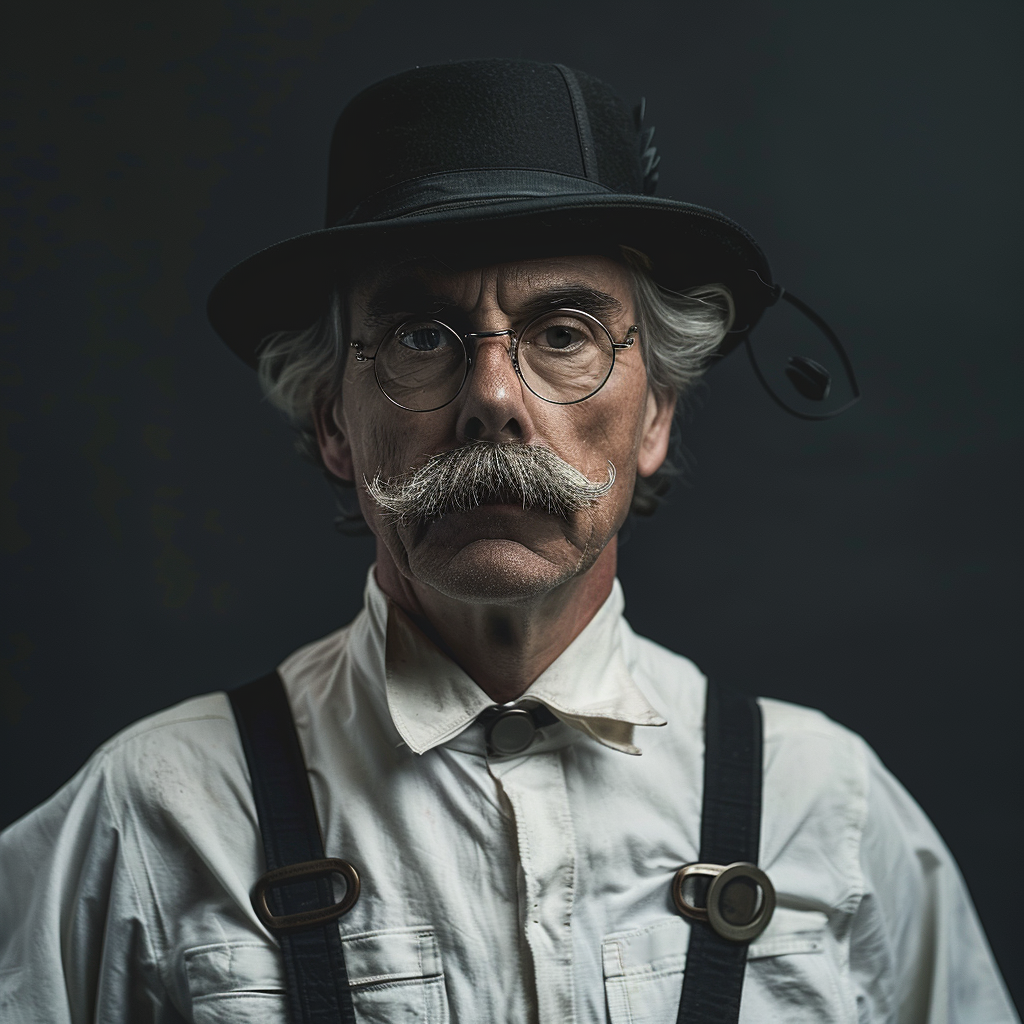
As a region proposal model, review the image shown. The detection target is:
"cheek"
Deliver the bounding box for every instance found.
[346,397,452,481]
[351,417,401,479]
[556,380,649,471]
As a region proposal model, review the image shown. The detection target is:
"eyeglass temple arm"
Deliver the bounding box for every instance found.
[612,325,639,350]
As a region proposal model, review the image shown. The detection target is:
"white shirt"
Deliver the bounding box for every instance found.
[0,571,1016,1023]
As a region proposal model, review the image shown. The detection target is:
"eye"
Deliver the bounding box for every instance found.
[396,322,448,351]
[525,319,594,353]
[538,325,582,350]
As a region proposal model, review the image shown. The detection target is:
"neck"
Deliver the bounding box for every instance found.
[374,540,618,704]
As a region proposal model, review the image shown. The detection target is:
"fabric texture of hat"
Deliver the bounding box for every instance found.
[207,59,777,368]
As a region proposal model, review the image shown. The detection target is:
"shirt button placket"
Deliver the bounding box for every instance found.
[488,747,578,1024]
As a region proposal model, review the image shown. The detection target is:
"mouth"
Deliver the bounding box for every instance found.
[408,502,569,547]
[415,495,563,527]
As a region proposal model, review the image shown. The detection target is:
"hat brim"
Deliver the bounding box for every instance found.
[207,193,774,368]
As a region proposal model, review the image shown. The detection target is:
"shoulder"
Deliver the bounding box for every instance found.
[624,615,868,774]
[101,690,237,751]
[2,692,241,834]
[623,620,871,776]
[624,628,870,828]
[0,693,248,857]
[94,623,360,806]
[14,621,363,840]
[759,694,869,777]
[92,692,241,802]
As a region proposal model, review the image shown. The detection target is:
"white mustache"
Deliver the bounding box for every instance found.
[364,442,615,525]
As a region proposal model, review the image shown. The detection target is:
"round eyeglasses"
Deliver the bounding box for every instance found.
[349,308,639,412]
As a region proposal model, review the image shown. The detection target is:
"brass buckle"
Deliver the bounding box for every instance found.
[672,861,776,942]
[251,858,360,934]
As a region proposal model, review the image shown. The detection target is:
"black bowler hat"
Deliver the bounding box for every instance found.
[207,58,784,370]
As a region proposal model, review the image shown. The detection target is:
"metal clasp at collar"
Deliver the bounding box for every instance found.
[480,702,559,756]
[251,858,360,934]
[672,861,776,942]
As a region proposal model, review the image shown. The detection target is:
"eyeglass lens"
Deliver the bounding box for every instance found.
[375,321,466,411]
[373,310,617,411]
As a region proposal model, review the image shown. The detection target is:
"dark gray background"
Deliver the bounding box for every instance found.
[2,0,1021,1007]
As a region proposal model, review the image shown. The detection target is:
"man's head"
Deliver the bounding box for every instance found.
[330,254,667,603]
[257,251,732,603]
[207,57,769,603]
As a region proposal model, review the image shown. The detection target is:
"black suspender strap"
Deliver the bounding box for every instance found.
[229,672,359,1024]
[675,680,773,1024]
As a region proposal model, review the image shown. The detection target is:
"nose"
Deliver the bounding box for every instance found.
[456,332,534,444]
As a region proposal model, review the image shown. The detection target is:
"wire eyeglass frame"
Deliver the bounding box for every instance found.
[349,307,639,412]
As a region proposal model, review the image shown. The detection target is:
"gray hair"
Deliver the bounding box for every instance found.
[256,256,734,532]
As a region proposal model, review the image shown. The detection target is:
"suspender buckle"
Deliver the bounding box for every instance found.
[672,861,776,942]
[251,857,361,934]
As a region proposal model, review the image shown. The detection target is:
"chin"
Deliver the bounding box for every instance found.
[404,536,595,605]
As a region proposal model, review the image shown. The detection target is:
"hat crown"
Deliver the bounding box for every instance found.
[324,59,644,228]
[208,58,772,369]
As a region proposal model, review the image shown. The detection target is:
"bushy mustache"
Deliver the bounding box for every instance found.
[364,442,615,525]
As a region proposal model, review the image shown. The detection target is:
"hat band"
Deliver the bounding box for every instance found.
[334,168,616,226]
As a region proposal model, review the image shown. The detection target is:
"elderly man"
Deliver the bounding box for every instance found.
[0,59,1016,1024]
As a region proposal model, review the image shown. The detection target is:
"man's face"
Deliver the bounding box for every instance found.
[318,255,674,604]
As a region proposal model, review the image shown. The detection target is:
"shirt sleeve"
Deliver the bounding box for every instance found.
[0,749,172,1024]
[849,745,1019,1024]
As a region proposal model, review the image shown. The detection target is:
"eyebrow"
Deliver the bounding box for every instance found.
[362,280,625,329]
[514,286,624,323]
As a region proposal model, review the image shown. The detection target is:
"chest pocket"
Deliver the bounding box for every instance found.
[184,926,449,1024]
[601,909,840,1024]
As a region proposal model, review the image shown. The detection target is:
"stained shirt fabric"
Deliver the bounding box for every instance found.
[0,571,1017,1024]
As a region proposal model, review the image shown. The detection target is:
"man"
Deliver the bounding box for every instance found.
[0,59,1017,1023]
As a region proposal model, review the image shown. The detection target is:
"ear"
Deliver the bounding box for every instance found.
[637,386,676,478]
[314,398,354,482]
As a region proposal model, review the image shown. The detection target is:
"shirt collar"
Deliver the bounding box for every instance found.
[370,571,667,757]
